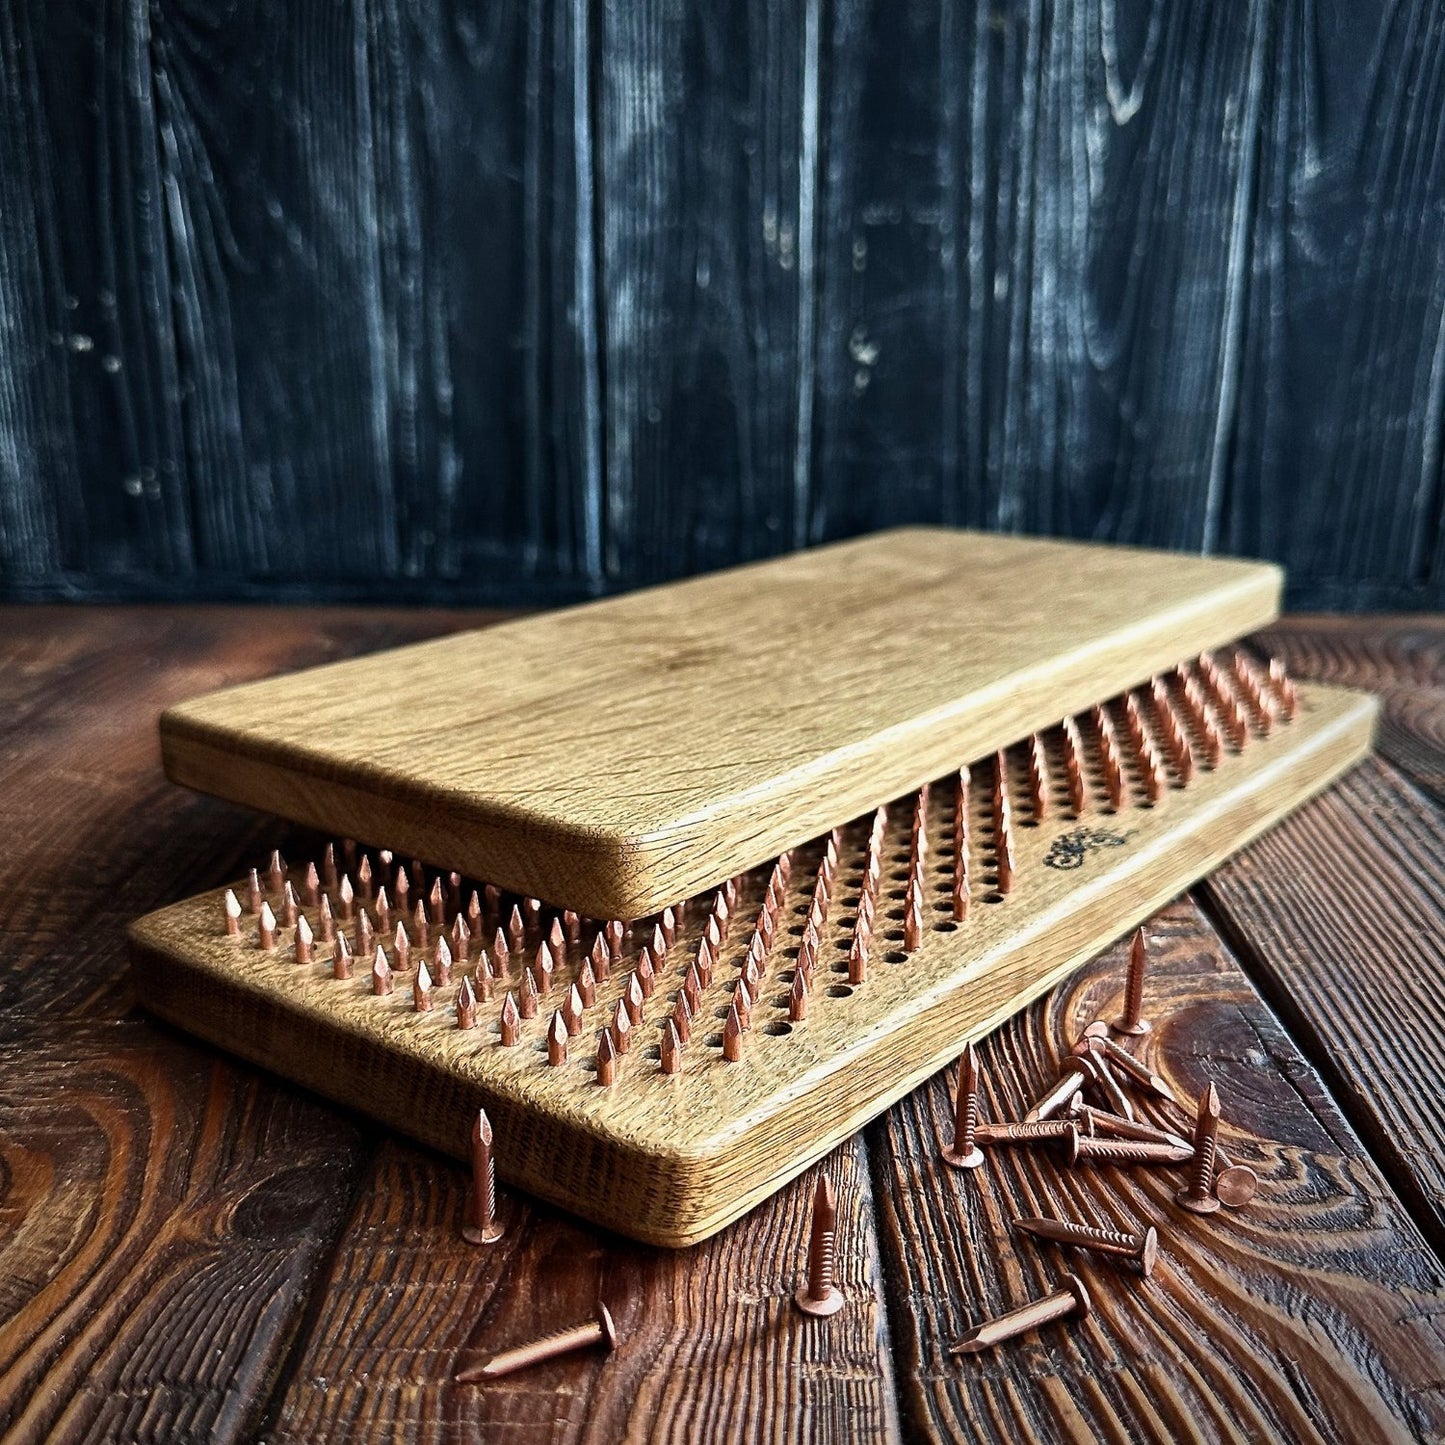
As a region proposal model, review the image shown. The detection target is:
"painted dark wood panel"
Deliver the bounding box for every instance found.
[0,0,1442,606]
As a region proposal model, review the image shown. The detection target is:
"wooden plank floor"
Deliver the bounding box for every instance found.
[4,609,1445,1443]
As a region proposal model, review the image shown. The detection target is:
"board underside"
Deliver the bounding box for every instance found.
[130,675,1374,1247]
[156,528,1282,918]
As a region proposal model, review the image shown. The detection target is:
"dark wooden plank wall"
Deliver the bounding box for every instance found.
[2,1,1443,607]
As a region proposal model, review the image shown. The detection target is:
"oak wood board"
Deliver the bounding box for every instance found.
[156,529,1282,919]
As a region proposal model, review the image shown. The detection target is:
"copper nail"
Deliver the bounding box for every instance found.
[456,975,477,1029]
[410,898,428,949]
[1014,1216,1158,1278]
[624,973,645,1025]
[671,991,693,1043]
[280,881,299,927]
[461,1107,504,1244]
[1023,1058,1089,1121]
[519,968,540,1019]
[577,958,598,1008]
[449,915,469,964]
[268,849,287,894]
[596,1029,618,1085]
[547,1011,568,1065]
[794,1175,845,1317]
[733,978,752,1031]
[337,874,354,921]
[491,928,509,977]
[975,1119,1086,1146]
[223,889,243,936]
[1075,1106,1179,1147]
[1077,1050,1135,1121]
[1177,1082,1223,1213]
[659,1019,682,1074]
[303,861,321,907]
[354,910,374,956]
[788,971,808,1022]
[356,855,373,901]
[332,933,353,980]
[373,886,390,932]
[429,877,446,925]
[611,1000,633,1055]
[1028,733,1049,820]
[257,901,278,950]
[294,913,314,964]
[372,944,392,995]
[506,905,525,951]
[317,893,336,943]
[1062,715,1088,813]
[456,1303,617,1382]
[1114,929,1152,1035]
[535,940,556,993]
[1079,1024,1183,1108]
[433,937,453,987]
[636,946,656,997]
[562,984,585,1037]
[1215,1161,1259,1207]
[941,1042,984,1169]
[498,991,521,1045]
[1067,1129,1192,1166]
[246,868,264,914]
[393,921,411,972]
[549,916,566,957]
[322,843,339,891]
[393,865,410,908]
[951,1274,1090,1354]
[413,961,433,1011]
[722,1003,744,1062]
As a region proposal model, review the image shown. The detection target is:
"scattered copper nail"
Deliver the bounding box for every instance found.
[1215,1160,1259,1207]
[332,933,353,980]
[414,961,434,1011]
[975,1119,1087,1146]
[1068,1129,1192,1166]
[624,972,645,1025]
[1114,929,1152,1035]
[1079,1023,1182,1107]
[794,1175,845,1317]
[280,882,299,927]
[595,1029,619,1086]
[257,901,278,950]
[951,1274,1091,1354]
[499,992,521,1045]
[294,913,314,964]
[1177,1082,1223,1213]
[1023,1058,1090,1121]
[337,874,355,921]
[941,1042,985,1169]
[659,1019,682,1074]
[268,849,287,894]
[789,972,808,1022]
[455,1303,617,1382]
[1078,1050,1135,1122]
[577,958,597,1008]
[223,889,243,936]
[1014,1216,1159,1278]
[372,944,392,995]
[456,975,477,1029]
[357,855,373,901]
[432,937,453,987]
[461,1107,504,1244]
[246,868,264,915]
[722,1003,744,1062]
[547,1011,568,1065]
[562,984,585,1036]
[1076,1106,1180,1147]
[611,999,633,1054]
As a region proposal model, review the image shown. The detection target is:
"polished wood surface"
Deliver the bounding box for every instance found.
[157,530,1281,917]
[3,607,1444,1443]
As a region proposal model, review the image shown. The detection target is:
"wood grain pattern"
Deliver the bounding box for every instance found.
[4,7,1445,606]
[266,1136,900,1443]
[872,896,1445,1443]
[158,529,1282,917]
[1202,757,1445,1257]
[131,676,1373,1246]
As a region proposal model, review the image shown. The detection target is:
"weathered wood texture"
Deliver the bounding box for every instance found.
[3,5,1444,606]
[872,896,1445,1443]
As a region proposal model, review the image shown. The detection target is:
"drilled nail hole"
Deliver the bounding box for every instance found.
[933,920,959,933]
[885,950,907,964]
[642,1044,660,1061]
[705,1031,723,1048]
[884,929,904,943]
[984,892,1005,905]
[778,969,795,983]
[826,984,854,999]
[714,1006,732,1021]
[886,905,905,920]
[932,901,953,914]
[763,1021,793,1036]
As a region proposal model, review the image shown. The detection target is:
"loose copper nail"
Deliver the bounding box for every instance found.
[722,1003,744,1062]
[794,1175,845,1317]
[456,1303,617,1381]
[337,874,355,921]
[577,958,597,1008]
[372,944,392,996]
[223,889,243,936]
[393,922,411,971]
[562,984,584,1036]
[268,849,287,894]
[547,1011,568,1065]
[1114,929,1152,1036]
[1023,1058,1089,1122]
[456,975,477,1029]
[461,1108,504,1244]
[950,1274,1090,1354]
[294,913,314,964]
[611,1000,633,1055]
[624,973,645,1025]
[332,933,353,980]
[974,1119,1086,1146]
[433,937,453,987]
[280,882,299,927]
[941,1042,984,1169]
[1079,1024,1183,1108]
[1014,1216,1159,1278]
[414,961,434,1011]
[660,1019,682,1074]
[596,1029,618,1085]
[1177,1082,1223,1213]
[1076,1049,1134,1122]
[246,868,264,915]
[1067,1129,1192,1166]
[498,992,521,1045]
[1076,1106,1180,1147]
[258,901,278,950]
[519,968,540,1019]
[1215,1161,1259,1207]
